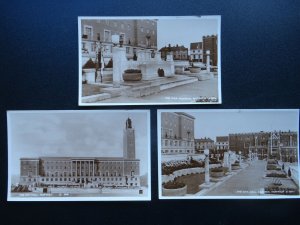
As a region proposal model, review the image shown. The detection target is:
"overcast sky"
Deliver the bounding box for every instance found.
[187,110,299,140]
[157,16,220,50]
[8,111,150,176]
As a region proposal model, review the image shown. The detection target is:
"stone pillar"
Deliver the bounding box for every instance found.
[155,51,162,61]
[239,151,242,166]
[137,49,145,62]
[93,161,94,177]
[206,50,211,72]
[145,49,152,61]
[80,161,81,182]
[204,149,210,185]
[223,152,229,167]
[228,151,232,172]
[112,46,127,87]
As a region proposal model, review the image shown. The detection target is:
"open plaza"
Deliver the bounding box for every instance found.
[79,17,221,105]
[159,110,299,198]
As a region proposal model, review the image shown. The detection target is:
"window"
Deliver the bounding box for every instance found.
[84,25,93,39]
[91,43,96,52]
[120,33,125,44]
[104,30,111,42]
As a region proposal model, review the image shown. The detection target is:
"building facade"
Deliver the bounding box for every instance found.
[202,35,218,66]
[161,112,195,155]
[229,131,298,162]
[215,136,229,151]
[190,42,203,62]
[81,19,157,65]
[159,44,189,61]
[194,137,215,154]
[19,118,140,188]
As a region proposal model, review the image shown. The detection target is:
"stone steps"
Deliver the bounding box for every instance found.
[125,75,198,97]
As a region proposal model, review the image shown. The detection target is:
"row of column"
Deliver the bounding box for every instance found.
[71,160,95,178]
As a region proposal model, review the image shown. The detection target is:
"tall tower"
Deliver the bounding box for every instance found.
[123,118,136,159]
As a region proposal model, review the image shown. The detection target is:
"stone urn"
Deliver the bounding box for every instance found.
[210,167,225,178]
[122,69,142,81]
[162,181,187,196]
[189,66,201,73]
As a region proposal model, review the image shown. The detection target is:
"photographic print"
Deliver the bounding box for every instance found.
[78,16,221,105]
[7,110,151,201]
[158,109,299,199]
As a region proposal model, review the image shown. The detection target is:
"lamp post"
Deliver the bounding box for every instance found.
[204,149,210,185]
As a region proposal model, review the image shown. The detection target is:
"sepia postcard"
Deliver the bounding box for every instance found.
[157,109,300,199]
[78,16,221,106]
[7,110,151,201]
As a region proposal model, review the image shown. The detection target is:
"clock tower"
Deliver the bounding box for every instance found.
[123,118,136,159]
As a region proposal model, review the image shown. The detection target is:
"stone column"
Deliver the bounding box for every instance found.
[76,161,77,178]
[204,149,210,185]
[112,46,127,87]
[228,151,232,172]
[92,161,94,178]
[137,49,145,62]
[145,49,152,61]
[206,50,211,72]
[88,161,90,177]
[155,51,162,62]
[223,152,229,167]
[239,151,242,166]
[79,161,81,182]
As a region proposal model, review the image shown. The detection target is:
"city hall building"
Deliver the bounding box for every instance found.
[19,118,140,188]
[161,112,195,155]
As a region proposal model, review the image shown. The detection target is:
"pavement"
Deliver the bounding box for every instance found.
[202,160,298,196]
[99,77,219,104]
[83,76,219,104]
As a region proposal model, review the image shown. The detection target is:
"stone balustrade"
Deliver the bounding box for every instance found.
[161,164,220,183]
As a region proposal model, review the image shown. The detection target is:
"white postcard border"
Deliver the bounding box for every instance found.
[78,15,222,106]
[7,110,151,201]
[157,109,300,199]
